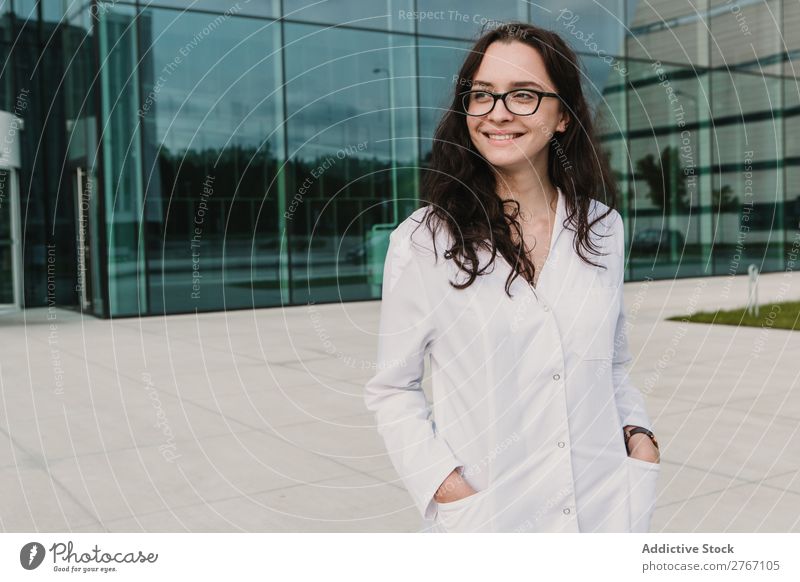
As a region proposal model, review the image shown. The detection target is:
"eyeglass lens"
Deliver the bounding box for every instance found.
[463,90,540,116]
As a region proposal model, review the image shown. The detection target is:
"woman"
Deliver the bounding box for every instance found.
[363,21,660,533]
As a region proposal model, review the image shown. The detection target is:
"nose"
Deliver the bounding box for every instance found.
[486,96,514,123]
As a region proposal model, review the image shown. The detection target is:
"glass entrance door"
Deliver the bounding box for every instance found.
[73,166,93,311]
[0,168,22,311]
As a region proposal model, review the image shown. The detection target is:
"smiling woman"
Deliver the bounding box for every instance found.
[420,23,624,296]
[363,21,661,534]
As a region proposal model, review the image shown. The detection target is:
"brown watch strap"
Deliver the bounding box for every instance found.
[624,426,659,450]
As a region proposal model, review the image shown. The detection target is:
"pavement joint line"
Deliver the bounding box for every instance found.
[655,467,800,510]
[653,402,800,423]
[0,423,107,530]
[23,327,287,369]
[1,435,408,530]
[0,425,261,468]
[5,416,407,501]
[89,469,407,529]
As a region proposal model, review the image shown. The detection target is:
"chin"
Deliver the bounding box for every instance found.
[481,152,528,169]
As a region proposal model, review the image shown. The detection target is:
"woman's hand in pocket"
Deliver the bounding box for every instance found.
[627,433,660,463]
[433,468,477,504]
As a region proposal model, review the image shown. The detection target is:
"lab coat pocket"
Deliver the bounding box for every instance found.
[435,487,491,533]
[626,456,660,533]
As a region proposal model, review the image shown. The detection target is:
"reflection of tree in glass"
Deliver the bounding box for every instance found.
[156,141,278,211]
[152,140,398,251]
[148,142,280,243]
[634,146,739,212]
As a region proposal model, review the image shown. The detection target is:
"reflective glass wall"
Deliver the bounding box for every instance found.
[1,0,95,312]
[624,0,794,282]
[5,0,799,316]
[136,7,285,314]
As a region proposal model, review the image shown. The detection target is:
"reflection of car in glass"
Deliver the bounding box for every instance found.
[346,243,367,265]
[632,228,685,253]
[347,226,393,265]
[345,227,393,294]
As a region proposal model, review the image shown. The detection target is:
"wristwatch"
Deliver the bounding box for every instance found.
[623,425,659,452]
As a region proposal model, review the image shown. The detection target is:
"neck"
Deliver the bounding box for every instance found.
[494,166,558,220]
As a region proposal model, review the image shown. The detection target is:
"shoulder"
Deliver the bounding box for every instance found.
[394,205,432,232]
[588,198,623,231]
[390,205,448,259]
[383,206,444,292]
[587,197,624,255]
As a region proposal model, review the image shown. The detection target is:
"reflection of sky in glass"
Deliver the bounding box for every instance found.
[417,37,471,159]
[12,0,37,19]
[416,0,527,38]
[139,0,279,18]
[142,9,281,153]
[285,23,415,164]
[533,0,626,58]
[284,0,414,32]
[581,53,626,116]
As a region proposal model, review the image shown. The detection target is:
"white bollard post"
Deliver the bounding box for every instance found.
[747,264,759,317]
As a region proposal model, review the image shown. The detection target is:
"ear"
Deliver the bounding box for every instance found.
[556,110,569,133]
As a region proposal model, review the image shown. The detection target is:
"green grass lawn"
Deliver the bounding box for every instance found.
[667,300,800,330]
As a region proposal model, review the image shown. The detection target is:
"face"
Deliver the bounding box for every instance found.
[465,40,569,173]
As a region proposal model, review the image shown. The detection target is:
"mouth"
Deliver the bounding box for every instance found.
[481,131,526,143]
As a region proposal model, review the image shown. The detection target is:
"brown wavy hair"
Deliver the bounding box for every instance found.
[417,21,618,297]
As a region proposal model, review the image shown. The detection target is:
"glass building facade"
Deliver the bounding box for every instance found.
[0,0,797,317]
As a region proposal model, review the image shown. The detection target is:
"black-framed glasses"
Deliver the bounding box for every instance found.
[460,88,561,116]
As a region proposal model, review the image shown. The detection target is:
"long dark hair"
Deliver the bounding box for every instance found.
[417,21,618,296]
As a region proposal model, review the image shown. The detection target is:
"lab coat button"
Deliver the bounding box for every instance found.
[557,441,566,448]
[563,507,571,515]
[542,304,549,312]
[552,373,560,381]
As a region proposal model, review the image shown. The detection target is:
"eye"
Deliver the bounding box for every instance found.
[511,91,536,101]
[471,91,492,102]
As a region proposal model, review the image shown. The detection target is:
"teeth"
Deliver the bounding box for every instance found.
[486,133,522,140]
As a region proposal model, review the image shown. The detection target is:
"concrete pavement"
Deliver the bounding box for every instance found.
[1,271,798,532]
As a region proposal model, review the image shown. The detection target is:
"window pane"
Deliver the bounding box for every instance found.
[588,54,628,209]
[139,7,286,314]
[12,0,37,20]
[711,70,783,274]
[533,0,626,58]
[415,0,527,38]
[785,0,800,78]
[628,0,709,67]
[0,170,13,303]
[284,23,418,304]
[97,3,145,315]
[417,36,470,161]
[785,63,800,264]
[627,60,711,280]
[710,0,781,75]
[140,0,280,19]
[284,0,414,32]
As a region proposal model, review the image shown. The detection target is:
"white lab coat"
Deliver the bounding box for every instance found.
[363,187,660,533]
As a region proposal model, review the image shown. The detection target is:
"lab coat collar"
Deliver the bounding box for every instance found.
[551,185,566,249]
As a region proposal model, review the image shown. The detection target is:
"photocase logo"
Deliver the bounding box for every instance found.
[20,542,46,570]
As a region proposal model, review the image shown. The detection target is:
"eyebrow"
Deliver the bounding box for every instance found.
[472,80,545,90]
